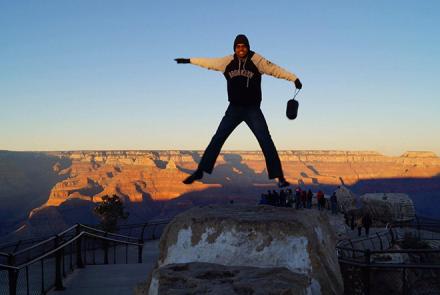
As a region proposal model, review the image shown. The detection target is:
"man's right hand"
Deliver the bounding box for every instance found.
[174,58,190,64]
[294,78,302,90]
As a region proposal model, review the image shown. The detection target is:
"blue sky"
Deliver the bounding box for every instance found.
[1,1,439,156]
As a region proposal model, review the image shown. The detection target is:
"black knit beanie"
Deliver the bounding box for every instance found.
[233,34,250,51]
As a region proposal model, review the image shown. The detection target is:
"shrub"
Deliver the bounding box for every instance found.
[94,195,129,232]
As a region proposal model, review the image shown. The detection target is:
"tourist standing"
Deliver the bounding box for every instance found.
[306,189,313,209]
[300,190,307,209]
[259,193,268,205]
[286,189,294,207]
[356,215,363,236]
[330,192,338,214]
[362,212,373,236]
[295,187,301,209]
[317,190,324,211]
[279,190,287,207]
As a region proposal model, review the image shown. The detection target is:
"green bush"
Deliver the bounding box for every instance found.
[94,195,129,232]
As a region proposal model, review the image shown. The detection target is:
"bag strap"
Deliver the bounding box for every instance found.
[292,88,301,100]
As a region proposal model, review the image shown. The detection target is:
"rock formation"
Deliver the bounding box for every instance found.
[41,150,440,207]
[2,150,440,239]
[146,205,344,294]
[335,185,358,212]
[44,154,218,206]
[147,262,312,295]
[360,193,416,223]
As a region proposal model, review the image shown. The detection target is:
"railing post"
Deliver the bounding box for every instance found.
[152,224,158,240]
[349,240,355,258]
[54,235,65,290]
[138,239,143,263]
[390,227,395,245]
[416,220,421,240]
[363,249,371,295]
[104,233,109,265]
[402,267,407,295]
[140,222,148,243]
[7,254,18,295]
[376,232,383,250]
[76,225,84,268]
[125,242,128,264]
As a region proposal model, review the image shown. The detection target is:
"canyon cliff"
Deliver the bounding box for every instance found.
[1,150,440,239]
[43,150,440,205]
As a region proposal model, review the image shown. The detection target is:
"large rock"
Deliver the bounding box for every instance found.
[147,262,311,295]
[335,185,357,212]
[360,193,416,223]
[149,205,343,294]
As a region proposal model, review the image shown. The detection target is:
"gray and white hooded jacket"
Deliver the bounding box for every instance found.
[190,51,298,106]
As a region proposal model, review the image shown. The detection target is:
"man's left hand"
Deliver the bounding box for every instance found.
[174,58,190,64]
[294,79,302,90]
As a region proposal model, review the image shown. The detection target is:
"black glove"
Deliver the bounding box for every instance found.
[174,58,190,64]
[294,78,302,90]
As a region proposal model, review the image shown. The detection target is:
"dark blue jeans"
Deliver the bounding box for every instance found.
[198,104,284,179]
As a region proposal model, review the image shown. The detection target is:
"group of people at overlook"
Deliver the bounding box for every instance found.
[258,187,339,214]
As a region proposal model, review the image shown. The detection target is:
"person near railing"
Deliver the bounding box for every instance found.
[330,192,338,214]
[343,212,350,226]
[286,189,294,207]
[306,189,313,209]
[279,189,287,207]
[317,190,325,211]
[259,193,269,205]
[295,187,302,209]
[362,212,373,236]
[356,215,363,236]
[350,212,355,230]
[300,190,307,209]
[272,190,280,206]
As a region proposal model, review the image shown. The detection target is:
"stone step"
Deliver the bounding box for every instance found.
[48,240,159,295]
[49,263,154,295]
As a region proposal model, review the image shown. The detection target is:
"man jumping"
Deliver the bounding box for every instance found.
[175,34,302,187]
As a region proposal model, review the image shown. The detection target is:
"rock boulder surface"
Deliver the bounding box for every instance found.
[147,205,344,294]
[360,193,416,222]
[147,262,311,295]
[335,185,357,212]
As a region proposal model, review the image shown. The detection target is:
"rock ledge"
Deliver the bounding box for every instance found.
[147,205,343,295]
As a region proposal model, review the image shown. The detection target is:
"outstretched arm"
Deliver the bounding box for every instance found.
[252,53,302,89]
[174,55,233,72]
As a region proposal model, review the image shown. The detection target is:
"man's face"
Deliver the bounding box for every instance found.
[235,43,249,59]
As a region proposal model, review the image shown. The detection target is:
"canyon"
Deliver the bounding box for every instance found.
[1,150,440,240]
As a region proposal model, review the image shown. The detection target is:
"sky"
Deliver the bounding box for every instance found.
[1,1,439,156]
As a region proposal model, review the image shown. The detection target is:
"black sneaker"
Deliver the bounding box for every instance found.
[183,169,203,184]
[277,177,290,188]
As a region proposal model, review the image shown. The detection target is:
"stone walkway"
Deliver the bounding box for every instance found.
[323,210,387,240]
[49,240,159,295]
[47,214,389,295]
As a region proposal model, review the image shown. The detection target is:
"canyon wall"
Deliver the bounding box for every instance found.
[42,150,440,205]
[1,150,440,239]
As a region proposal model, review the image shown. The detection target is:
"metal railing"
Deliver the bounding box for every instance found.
[0,219,171,295]
[337,220,440,295]
[0,237,49,256]
[0,218,171,258]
